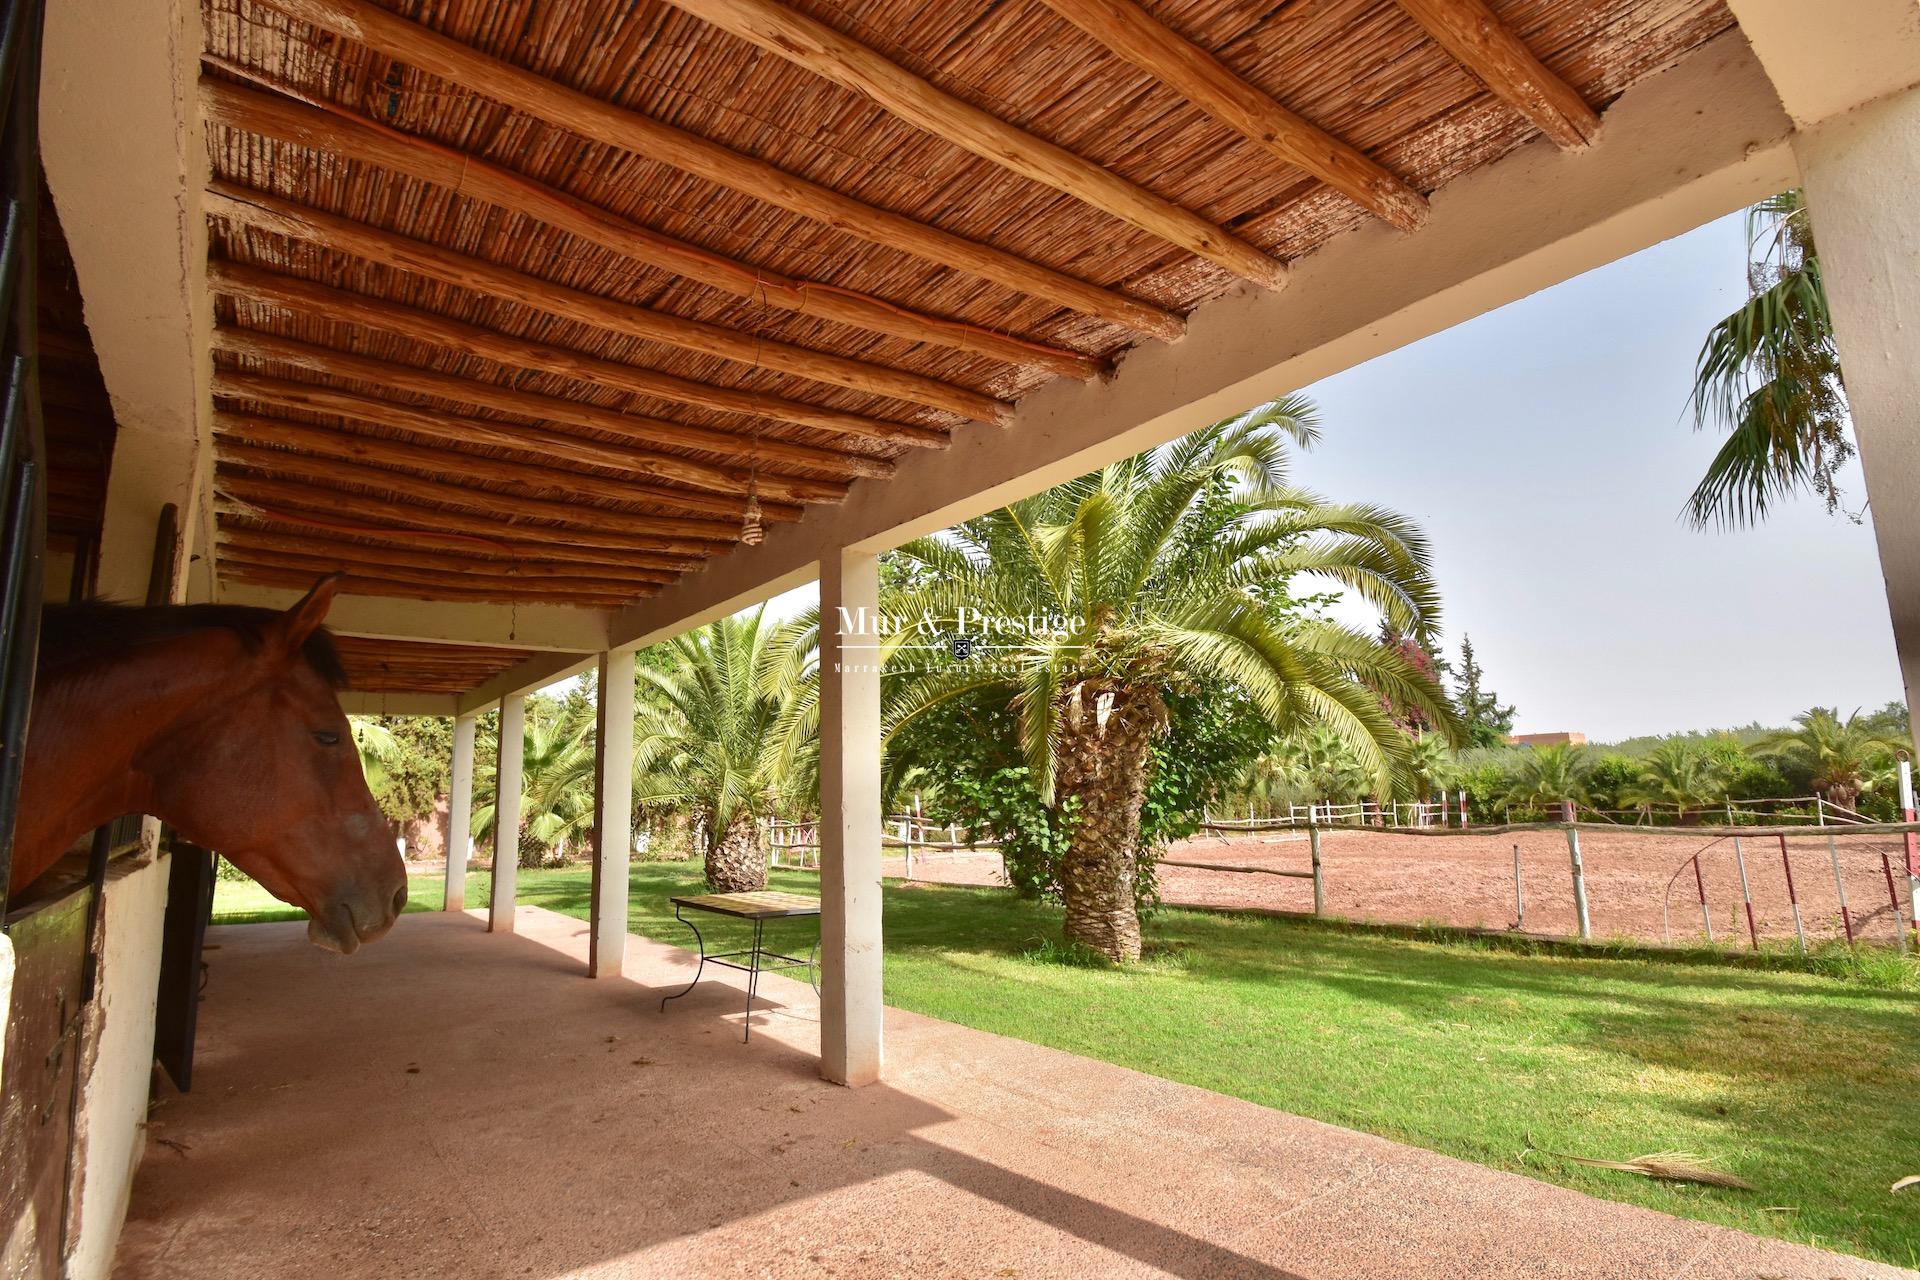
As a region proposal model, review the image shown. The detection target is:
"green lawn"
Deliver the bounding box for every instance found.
[213,862,1920,1267]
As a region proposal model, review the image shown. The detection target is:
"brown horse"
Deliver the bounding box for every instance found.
[8,577,408,953]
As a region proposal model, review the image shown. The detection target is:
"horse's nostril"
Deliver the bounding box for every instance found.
[391,885,408,918]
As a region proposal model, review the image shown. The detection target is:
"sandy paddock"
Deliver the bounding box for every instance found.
[881,824,1917,948]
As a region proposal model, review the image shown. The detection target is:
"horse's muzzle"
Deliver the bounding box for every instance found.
[307,882,408,955]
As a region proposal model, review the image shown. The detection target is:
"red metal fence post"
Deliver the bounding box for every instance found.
[1827,832,1855,946]
[1881,852,1909,954]
[1693,854,1713,943]
[1777,833,1805,954]
[1731,835,1759,951]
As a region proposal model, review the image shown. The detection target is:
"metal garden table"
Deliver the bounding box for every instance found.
[658,890,821,1041]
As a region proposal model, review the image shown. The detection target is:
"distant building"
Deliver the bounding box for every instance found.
[1507,732,1587,748]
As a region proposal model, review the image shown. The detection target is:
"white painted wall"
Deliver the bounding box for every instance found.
[63,847,171,1280]
[38,0,207,1254]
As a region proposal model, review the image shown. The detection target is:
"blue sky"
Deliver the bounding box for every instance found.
[1299,210,1899,741]
[759,210,1901,742]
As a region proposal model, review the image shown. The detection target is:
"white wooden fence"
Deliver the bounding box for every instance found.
[763,814,996,878]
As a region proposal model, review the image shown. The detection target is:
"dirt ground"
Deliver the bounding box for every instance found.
[884,825,1919,948]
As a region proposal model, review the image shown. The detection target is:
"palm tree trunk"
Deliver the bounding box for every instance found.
[706,811,767,893]
[1055,681,1165,964]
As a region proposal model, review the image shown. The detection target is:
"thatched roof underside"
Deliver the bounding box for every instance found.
[331,634,536,694]
[198,0,1733,692]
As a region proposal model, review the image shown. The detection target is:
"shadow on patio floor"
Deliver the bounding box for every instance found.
[112,908,1910,1280]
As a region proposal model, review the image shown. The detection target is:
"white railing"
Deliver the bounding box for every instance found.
[763,813,995,877]
[1202,795,1467,830]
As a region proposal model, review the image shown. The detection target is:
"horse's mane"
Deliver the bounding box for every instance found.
[38,602,349,688]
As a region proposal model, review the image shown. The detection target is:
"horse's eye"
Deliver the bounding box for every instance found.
[312,731,341,747]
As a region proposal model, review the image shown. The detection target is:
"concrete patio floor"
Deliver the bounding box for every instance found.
[113,906,1912,1280]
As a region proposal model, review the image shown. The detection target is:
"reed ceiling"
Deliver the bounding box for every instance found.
[330,634,537,693]
[194,0,1733,691]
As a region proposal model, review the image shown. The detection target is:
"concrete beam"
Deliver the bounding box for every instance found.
[454,650,598,714]
[215,581,610,653]
[337,692,460,717]
[1728,0,1920,127]
[41,0,213,607]
[91,435,203,604]
[607,31,1795,651]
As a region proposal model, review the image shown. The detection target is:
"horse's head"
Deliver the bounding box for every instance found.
[154,578,408,953]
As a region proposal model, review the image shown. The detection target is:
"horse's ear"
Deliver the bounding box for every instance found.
[275,575,341,655]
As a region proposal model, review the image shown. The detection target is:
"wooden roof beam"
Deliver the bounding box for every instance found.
[213,447,750,541]
[212,474,731,558]
[202,55,1159,358]
[211,260,944,451]
[222,547,653,599]
[211,327,853,504]
[207,183,1010,425]
[215,410,805,527]
[217,527,681,585]
[221,559,646,608]
[240,0,1183,343]
[202,78,1095,384]
[362,669,546,679]
[216,500,704,574]
[1391,0,1601,150]
[215,368,740,491]
[214,366,878,493]
[659,0,1286,288]
[1039,0,1427,232]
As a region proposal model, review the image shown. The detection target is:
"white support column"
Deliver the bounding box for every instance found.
[817,548,883,1086]
[489,695,524,934]
[444,712,477,913]
[589,649,635,978]
[1791,84,1920,751]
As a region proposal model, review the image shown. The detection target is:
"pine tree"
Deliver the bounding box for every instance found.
[1451,636,1516,748]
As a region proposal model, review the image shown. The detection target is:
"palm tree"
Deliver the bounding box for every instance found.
[1619,740,1726,824]
[1406,731,1453,804]
[1500,743,1590,814]
[474,699,597,867]
[1275,724,1374,806]
[634,608,806,892]
[1754,707,1901,813]
[1686,190,1852,529]
[350,717,404,792]
[1228,752,1297,819]
[882,400,1456,961]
